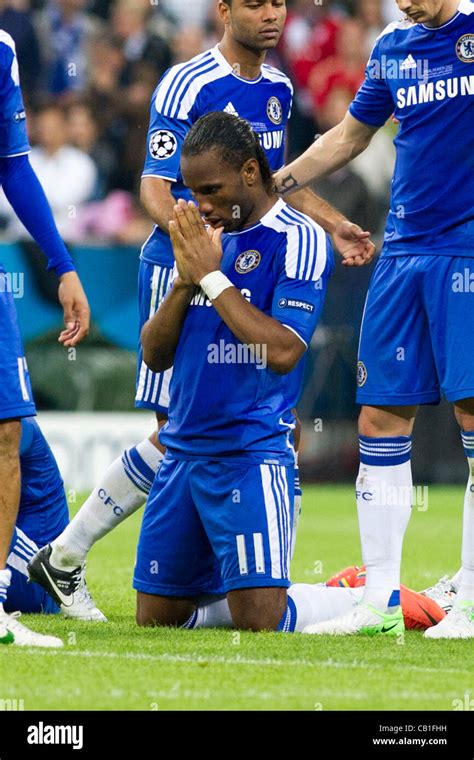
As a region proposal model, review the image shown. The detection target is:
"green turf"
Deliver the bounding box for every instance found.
[1,486,472,711]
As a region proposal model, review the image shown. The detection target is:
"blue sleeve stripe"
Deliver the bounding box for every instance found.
[157,53,214,118]
[277,207,321,281]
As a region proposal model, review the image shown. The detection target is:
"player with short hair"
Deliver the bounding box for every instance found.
[30,0,374,620]
[129,110,380,633]
[273,0,474,638]
[0,30,90,647]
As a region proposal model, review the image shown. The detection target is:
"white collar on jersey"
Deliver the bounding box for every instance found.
[211,44,264,84]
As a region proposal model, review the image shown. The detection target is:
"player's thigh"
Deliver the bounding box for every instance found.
[357,257,439,407]
[133,457,222,624]
[424,257,474,406]
[136,593,196,627]
[135,260,174,413]
[0,277,36,422]
[191,461,294,620]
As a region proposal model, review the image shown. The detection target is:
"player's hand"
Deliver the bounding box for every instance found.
[170,200,223,285]
[57,271,90,347]
[332,221,376,267]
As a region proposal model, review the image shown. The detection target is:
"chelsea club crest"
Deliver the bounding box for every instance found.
[456,34,474,63]
[266,96,283,125]
[357,361,368,388]
[235,250,261,274]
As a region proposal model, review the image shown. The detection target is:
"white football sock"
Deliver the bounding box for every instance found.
[193,596,233,628]
[0,568,11,607]
[51,438,164,569]
[288,584,362,631]
[190,586,362,632]
[457,433,474,603]
[450,568,463,591]
[356,436,413,611]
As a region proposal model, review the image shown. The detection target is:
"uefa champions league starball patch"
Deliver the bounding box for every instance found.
[357,361,368,387]
[266,96,283,125]
[149,130,178,160]
[235,250,261,274]
[456,34,474,63]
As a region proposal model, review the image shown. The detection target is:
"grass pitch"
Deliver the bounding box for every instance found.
[1,485,472,711]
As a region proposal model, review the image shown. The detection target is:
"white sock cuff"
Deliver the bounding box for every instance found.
[135,438,165,472]
[0,568,12,588]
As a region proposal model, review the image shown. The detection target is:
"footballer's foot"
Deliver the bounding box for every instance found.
[28,545,107,622]
[326,565,366,588]
[0,610,63,648]
[424,601,474,639]
[303,602,405,636]
[400,585,445,630]
[421,575,457,614]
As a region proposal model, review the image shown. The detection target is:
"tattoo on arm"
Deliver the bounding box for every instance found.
[279,173,300,196]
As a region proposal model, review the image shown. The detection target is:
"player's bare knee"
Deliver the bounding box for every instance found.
[0,419,21,458]
[454,399,474,432]
[358,405,416,437]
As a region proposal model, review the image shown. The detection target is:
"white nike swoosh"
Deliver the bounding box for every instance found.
[40,563,74,608]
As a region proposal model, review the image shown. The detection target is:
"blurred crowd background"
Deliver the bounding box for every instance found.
[0,1,460,482]
[0,0,399,243]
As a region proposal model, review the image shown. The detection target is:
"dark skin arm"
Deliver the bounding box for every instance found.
[142,199,306,376]
[141,280,197,373]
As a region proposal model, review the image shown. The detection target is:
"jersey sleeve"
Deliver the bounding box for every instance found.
[272,226,334,348]
[142,82,191,182]
[0,36,30,157]
[349,37,395,128]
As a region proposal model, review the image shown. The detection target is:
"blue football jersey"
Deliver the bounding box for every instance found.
[0,30,29,157]
[141,45,293,267]
[350,0,474,257]
[159,199,334,464]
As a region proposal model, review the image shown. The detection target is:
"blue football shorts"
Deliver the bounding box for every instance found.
[135,260,174,414]
[357,255,474,406]
[133,456,295,597]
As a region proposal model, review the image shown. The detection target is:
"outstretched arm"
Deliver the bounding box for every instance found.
[274,113,378,196]
[283,186,375,267]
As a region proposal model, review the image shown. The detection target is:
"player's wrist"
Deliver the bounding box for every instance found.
[199,271,233,301]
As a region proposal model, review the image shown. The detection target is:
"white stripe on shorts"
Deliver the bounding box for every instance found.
[17,357,30,401]
[136,264,174,406]
[260,464,284,579]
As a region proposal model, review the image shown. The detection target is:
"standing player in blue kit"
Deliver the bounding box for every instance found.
[0,30,89,647]
[274,0,474,638]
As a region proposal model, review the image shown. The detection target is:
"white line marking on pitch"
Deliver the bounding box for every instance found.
[7,648,470,676]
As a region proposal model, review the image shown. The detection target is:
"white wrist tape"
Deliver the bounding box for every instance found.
[200,271,233,301]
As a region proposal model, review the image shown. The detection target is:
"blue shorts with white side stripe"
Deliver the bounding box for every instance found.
[135,259,174,413]
[133,456,294,596]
